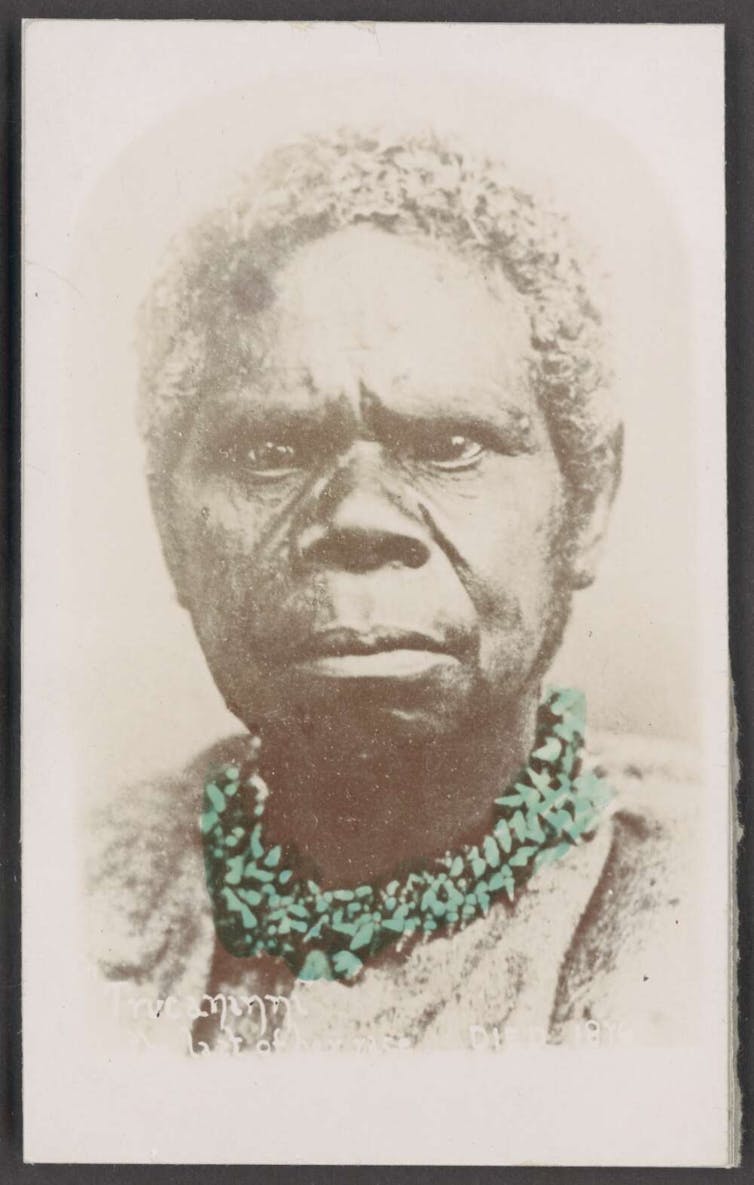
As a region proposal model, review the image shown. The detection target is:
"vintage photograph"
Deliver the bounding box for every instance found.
[90,122,696,1054]
[23,21,730,1165]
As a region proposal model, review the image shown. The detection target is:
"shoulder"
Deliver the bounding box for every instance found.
[587,729,700,905]
[551,729,703,1043]
[86,734,248,991]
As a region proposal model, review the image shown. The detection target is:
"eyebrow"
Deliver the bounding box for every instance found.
[362,397,539,451]
[199,377,541,451]
[198,393,354,446]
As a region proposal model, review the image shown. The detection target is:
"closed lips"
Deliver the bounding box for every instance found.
[291,629,462,678]
[296,628,452,660]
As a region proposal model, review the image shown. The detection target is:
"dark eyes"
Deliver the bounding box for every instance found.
[218,430,492,480]
[215,438,302,479]
[403,432,486,470]
[245,440,301,473]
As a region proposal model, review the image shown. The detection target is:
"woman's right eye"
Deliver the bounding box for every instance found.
[245,440,301,473]
[217,438,304,479]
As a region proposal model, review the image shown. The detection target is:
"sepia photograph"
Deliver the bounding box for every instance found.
[22,20,730,1165]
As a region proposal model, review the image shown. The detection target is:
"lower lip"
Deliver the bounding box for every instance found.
[293,649,460,679]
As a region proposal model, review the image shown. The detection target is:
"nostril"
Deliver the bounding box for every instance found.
[296,474,432,572]
[298,526,430,573]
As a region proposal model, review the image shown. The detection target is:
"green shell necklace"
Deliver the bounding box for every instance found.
[200,686,613,983]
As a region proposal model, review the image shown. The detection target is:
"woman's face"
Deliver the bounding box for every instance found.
[165,226,572,743]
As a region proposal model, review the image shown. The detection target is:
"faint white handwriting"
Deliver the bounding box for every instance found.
[106,983,414,1055]
[108,985,627,1053]
[468,1019,634,1048]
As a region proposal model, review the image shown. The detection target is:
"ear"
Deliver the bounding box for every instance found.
[161,525,193,610]
[148,477,193,610]
[566,442,622,591]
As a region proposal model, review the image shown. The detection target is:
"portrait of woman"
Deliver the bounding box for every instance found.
[90,124,698,1054]
[23,21,729,1166]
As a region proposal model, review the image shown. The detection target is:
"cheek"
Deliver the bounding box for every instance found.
[485,479,564,599]
[170,474,300,639]
[426,457,567,636]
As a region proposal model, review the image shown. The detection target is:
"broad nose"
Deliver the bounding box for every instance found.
[295,443,431,573]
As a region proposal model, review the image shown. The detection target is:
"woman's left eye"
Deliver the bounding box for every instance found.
[407,433,486,470]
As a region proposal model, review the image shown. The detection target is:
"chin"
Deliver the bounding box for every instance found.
[226,660,483,750]
[338,699,467,750]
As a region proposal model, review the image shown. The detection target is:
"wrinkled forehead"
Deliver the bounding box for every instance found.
[211,224,537,423]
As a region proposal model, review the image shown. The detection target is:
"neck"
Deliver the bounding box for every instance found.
[258,687,541,888]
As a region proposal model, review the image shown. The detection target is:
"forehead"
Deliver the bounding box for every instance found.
[221,225,537,422]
